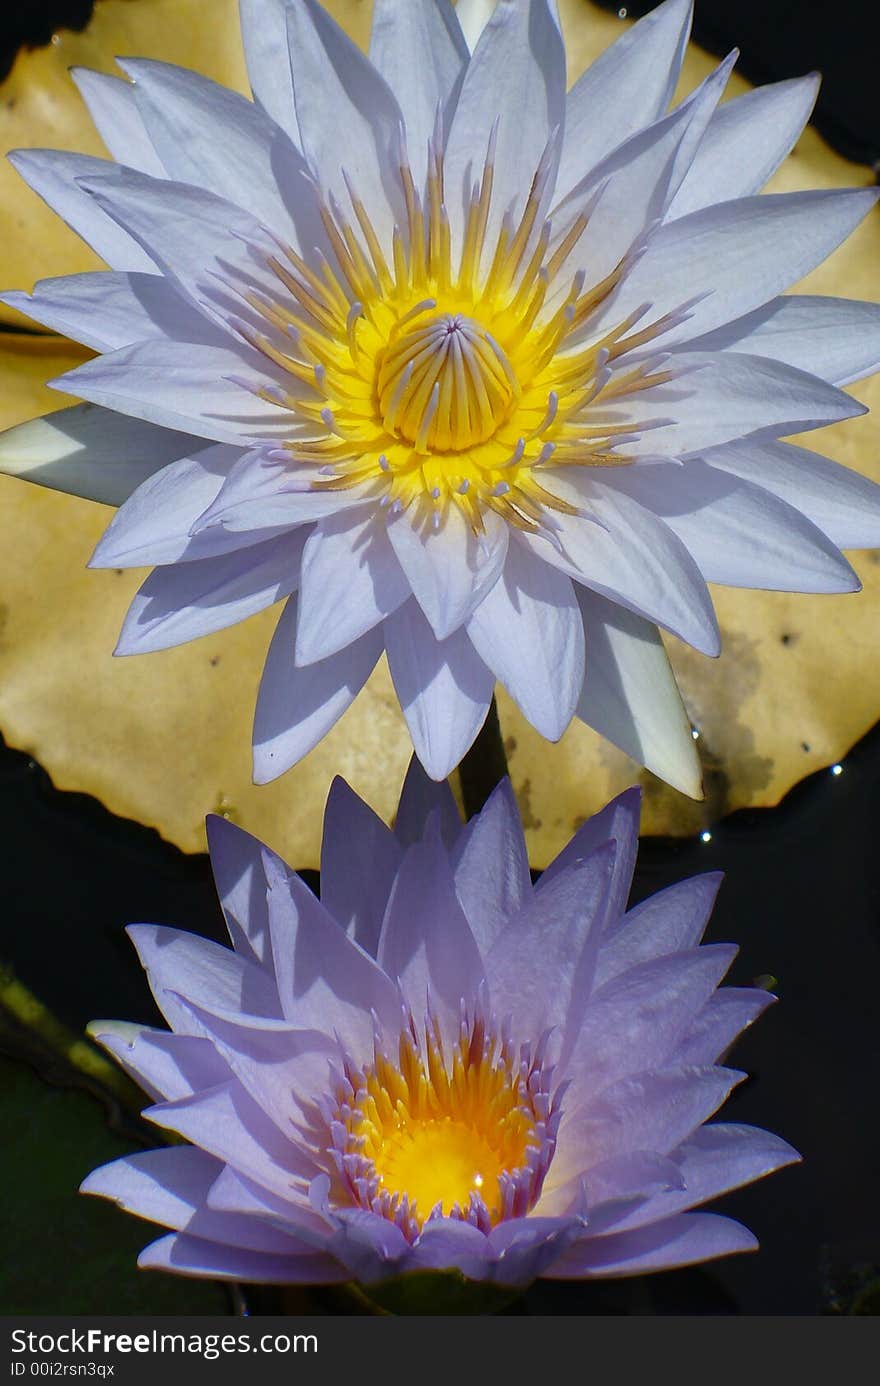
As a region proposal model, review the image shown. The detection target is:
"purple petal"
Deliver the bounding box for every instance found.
[81,1146,221,1227]
[205,814,280,969]
[558,1065,745,1180]
[144,1080,320,1198]
[547,1212,758,1278]
[323,1208,410,1284]
[126,925,281,1033]
[593,1122,800,1235]
[378,831,485,1021]
[206,1164,331,1244]
[451,778,531,955]
[89,1022,228,1101]
[566,945,738,1107]
[320,776,402,958]
[538,1151,682,1221]
[487,1217,585,1287]
[171,993,338,1133]
[484,842,617,1049]
[595,873,724,989]
[82,1147,319,1255]
[407,1219,489,1280]
[263,848,400,1045]
[393,754,462,849]
[539,785,641,925]
[673,987,776,1065]
[138,1232,345,1283]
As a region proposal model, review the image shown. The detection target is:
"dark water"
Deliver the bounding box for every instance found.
[595,0,880,169]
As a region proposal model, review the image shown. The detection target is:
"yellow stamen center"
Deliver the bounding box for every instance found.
[370,1117,509,1222]
[234,136,677,532]
[376,311,517,452]
[332,1014,546,1232]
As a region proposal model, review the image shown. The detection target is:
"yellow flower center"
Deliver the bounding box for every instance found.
[234,135,675,532]
[329,1010,557,1237]
[370,1117,511,1222]
[376,311,517,452]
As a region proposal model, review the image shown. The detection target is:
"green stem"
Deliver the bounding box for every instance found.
[458,696,508,820]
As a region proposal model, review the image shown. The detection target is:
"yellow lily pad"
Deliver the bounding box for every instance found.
[0,1,877,867]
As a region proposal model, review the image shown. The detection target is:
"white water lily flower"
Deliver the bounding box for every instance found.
[2,0,879,793]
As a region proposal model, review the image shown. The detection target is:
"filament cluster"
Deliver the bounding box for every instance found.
[324,1000,563,1240]
[227,125,680,536]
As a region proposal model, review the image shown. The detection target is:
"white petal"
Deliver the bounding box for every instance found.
[528,477,720,655]
[118,59,319,253]
[90,445,274,567]
[556,0,693,202]
[387,503,508,640]
[70,68,166,176]
[73,165,281,328]
[555,52,735,290]
[51,338,309,446]
[455,0,497,50]
[466,538,584,740]
[0,403,201,506]
[384,599,494,781]
[7,150,156,272]
[1,271,219,353]
[587,188,880,345]
[253,594,384,783]
[116,532,304,654]
[677,294,880,388]
[443,0,566,261]
[669,74,820,219]
[612,350,865,458]
[608,459,858,592]
[703,437,880,550]
[193,452,375,533]
[369,0,468,187]
[284,0,404,251]
[239,0,303,146]
[576,586,702,799]
[296,508,410,663]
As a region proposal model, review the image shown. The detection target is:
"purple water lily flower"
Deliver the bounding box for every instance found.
[83,763,798,1288]
[2,0,880,793]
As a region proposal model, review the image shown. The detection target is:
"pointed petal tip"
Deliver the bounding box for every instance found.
[78,1167,111,1198]
[252,746,287,786]
[616,783,643,813]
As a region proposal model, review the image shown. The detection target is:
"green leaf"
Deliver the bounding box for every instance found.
[0,1054,229,1313]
